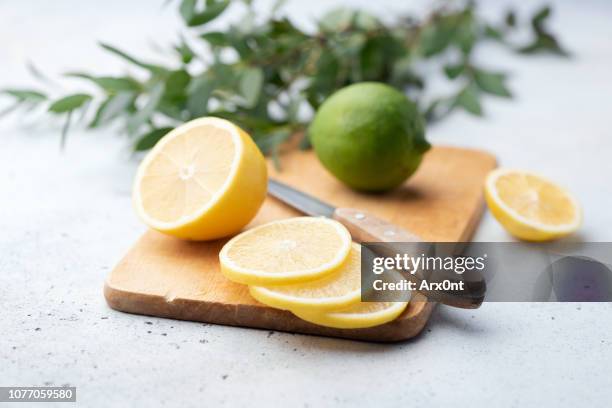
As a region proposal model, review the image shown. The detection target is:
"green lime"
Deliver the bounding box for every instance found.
[309,82,430,192]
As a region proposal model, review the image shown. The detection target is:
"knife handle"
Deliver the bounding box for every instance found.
[333,208,421,243]
[332,207,484,309]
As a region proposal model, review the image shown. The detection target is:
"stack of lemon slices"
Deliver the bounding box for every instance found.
[219,217,408,329]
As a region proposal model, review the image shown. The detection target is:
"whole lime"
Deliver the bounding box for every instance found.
[309,82,430,192]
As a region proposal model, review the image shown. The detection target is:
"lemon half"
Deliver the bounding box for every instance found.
[219,217,352,285]
[485,168,581,241]
[133,117,267,240]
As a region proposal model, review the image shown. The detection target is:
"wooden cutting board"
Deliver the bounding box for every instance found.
[105,146,496,342]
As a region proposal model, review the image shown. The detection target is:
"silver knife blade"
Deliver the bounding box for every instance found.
[268,179,335,218]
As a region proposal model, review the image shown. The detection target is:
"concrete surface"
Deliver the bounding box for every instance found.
[1,1,611,406]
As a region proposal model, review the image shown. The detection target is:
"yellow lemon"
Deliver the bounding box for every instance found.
[219,217,352,285]
[249,243,362,312]
[133,117,267,240]
[292,301,408,329]
[485,168,581,241]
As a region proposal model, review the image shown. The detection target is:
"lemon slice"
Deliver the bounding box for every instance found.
[249,243,362,312]
[292,301,409,329]
[219,217,352,285]
[133,117,267,240]
[485,168,581,241]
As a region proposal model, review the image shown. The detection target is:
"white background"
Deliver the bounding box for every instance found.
[1,1,611,406]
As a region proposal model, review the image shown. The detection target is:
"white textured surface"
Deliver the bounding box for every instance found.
[1,1,611,407]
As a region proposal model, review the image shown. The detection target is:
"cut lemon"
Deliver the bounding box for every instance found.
[219,217,352,285]
[292,301,409,329]
[485,168,581,241]
[249,243,362,312]
[133,117,267,240]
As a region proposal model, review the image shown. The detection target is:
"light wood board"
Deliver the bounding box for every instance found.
[105,146,496,342]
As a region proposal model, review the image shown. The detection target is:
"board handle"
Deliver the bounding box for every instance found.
[333,207,484,309]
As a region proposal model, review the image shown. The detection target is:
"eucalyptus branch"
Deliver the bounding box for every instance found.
[0,0,567,152]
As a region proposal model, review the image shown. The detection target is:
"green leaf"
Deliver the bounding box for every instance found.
[100,43,167,74]
[455,21,476,54]
[422,97,457,123]
[319,8,354,32]
[207,62,240,91]
[518,32,568,56]
[180,0,230,27]
[418,21,455,57]
[318,8,379,33]
[519,6,568,56]
[444,63,464,79]
[423,99,441,122]
[255,127,292,156]
[76,98,91,123]
[239,67,264,108]
[89,92,134,128]
[1,89,47,102]
[163,70,191,103]
[26,61,57,86]
[505,10,516,27]
[66,73,141,93]
[352,10,381,31]
[60,111,73,149]
[200,31,228,47]
[156,70,191,121]
[341,32,367,57]
[484,25,503,41]
[307,50,340,108]
[134,127,174,151]
[49,94,92,113]
[127,82,165,134]
[532,6,551,32]
[359,36,390,81]
[187,77,214,118]
[473,69,512,98]
[455,85,482,116]
[174,37,195,64]
[390,56,423,89]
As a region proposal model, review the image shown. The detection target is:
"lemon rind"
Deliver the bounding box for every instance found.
[292,301,409,329]
[249,284,361,312]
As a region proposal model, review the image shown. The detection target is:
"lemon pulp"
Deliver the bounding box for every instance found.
[219,217,352,285]
[485,168,581,241]
[133,117,267,240]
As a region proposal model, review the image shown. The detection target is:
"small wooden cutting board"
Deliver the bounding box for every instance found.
[105,146,496,342]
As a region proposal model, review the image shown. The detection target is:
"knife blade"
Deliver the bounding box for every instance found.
[268,179,335,218]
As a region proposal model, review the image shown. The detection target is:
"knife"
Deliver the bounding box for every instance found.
[268,179,485,309]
